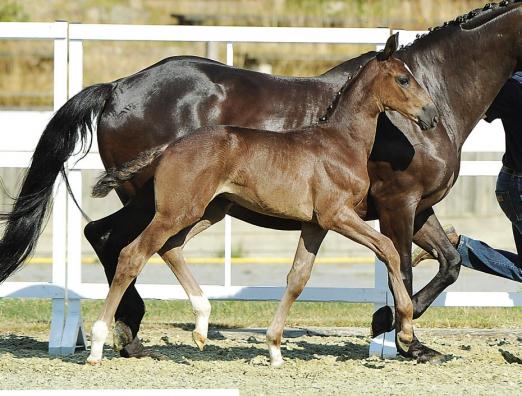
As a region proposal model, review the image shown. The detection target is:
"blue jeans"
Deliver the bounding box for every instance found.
[457,167,522,282]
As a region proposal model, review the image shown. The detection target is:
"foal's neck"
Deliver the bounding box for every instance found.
[326,67,382,156]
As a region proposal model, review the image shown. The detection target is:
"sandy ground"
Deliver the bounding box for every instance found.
[1,326,522,394]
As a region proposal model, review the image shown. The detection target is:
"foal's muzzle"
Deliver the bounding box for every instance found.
[416,104,439,131]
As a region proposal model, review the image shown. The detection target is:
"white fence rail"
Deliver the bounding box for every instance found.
[0,22,514,357]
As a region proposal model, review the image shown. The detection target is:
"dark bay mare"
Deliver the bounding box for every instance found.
[85,37,437,365]
[0,1,521,362]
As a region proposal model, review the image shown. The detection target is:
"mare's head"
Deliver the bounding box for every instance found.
[368,33,438,131]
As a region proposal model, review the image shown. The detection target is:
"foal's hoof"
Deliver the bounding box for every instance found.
[371,306,394,337]
[267,342,284,368]
[86,355,102,366]
[270,357,284,368]
[113,320,133,353]
[396,330,413,354]
[192,330,207,351]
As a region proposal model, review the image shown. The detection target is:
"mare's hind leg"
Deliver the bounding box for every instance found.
[266,223,327,367]
[324,207,414,354]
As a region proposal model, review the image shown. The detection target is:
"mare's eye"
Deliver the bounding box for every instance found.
[396,76,410,87]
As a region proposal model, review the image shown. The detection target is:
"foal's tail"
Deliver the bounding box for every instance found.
[0,83,114,283]
[91,144,169,198]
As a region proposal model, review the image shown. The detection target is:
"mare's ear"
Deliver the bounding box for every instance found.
[377,32,399,61]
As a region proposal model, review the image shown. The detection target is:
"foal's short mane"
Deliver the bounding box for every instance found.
[318,67,362,123]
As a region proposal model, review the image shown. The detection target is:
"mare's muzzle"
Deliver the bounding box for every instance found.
[416,104,439,131]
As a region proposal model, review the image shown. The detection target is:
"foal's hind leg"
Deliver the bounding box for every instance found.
[87,213,198,364]
[324,207,414,353]
[159,199,230,351]
[84,186,155,356]
[266,223,327,367]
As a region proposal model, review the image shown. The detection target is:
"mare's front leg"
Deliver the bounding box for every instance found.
[411,208,461,318]
[325,207,414,355]
[375,205,446,362]
[371,208,461,322]
[266,223,327,367]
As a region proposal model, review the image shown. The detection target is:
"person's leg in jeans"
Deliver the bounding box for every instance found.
[512,223,522,263]
[453,170,522,281]
[456,235,522,281]
[414,169,522,282]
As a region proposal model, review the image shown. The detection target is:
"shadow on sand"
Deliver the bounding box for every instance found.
[0,330,369,365]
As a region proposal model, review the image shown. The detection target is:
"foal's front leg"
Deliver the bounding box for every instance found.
[159,199,230,351]
[266,223,327,367]
[325,207,414,353]
[375,206,447,362]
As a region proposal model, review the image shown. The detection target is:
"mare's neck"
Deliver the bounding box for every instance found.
[399,5,521,151]
[319,51,377,83]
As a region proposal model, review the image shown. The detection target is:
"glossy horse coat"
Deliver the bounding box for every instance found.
[0,1,521,362]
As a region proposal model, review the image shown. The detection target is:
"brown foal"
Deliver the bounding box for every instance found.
[87,34,438,365]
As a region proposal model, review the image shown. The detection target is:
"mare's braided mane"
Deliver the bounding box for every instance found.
[317,0,522,122]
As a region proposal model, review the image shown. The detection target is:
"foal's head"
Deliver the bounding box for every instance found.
[368,33,438,130]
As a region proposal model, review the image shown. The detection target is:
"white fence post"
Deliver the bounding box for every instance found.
[60,32,88,355]
[368,220,397,358]
[49,20,69,356]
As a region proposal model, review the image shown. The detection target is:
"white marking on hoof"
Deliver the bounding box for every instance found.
[267,343,284,368]
[88,320,108,364]
[189,294,211,343]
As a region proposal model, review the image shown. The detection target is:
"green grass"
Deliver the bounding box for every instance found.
[2,299,522,334]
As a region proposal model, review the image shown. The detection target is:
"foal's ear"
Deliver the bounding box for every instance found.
[377,33,399,61]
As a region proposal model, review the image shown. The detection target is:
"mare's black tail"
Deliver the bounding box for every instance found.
[0,83,113,282]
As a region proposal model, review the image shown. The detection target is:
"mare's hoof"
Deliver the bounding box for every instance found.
[113,320,133,353]
[406,338,447,364]
[192,330,207,351]
[412,225,459,267]
[120,336,168,360]
[412,246,434,267]
[371,306,394,337]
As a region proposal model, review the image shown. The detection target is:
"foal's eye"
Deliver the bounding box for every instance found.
[396,76,410,87]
